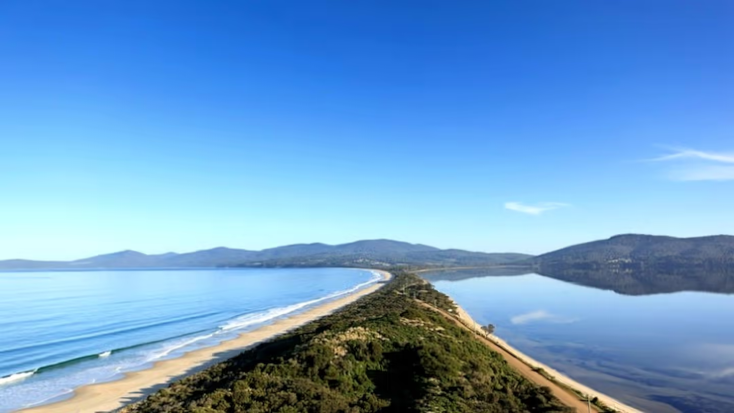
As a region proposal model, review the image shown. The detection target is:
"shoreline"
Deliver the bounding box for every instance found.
[449,301,643,413]
[19,270,392,413]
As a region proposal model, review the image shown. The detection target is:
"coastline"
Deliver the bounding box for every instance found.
[449,301,643,413]
[19,270,392,413]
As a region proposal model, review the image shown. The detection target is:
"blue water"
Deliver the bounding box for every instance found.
[428,272,734,413]
[0,268,379,412]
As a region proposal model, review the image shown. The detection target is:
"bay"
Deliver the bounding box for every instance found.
[424,269,734,413]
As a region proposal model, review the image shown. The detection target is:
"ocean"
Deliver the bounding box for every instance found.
[0,268,379,412]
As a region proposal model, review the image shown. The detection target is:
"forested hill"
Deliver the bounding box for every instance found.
[532,234,734,269]
[121,272,573,413]
[240,244,530,269]
[0,240,531,270]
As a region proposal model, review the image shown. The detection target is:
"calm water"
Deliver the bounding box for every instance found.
[424,270,734,413]
[0,268,379,412]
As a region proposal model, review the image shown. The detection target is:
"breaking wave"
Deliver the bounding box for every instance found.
[0,370,35,386]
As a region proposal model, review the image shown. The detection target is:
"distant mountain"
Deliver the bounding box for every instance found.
[0,259,68,270]
[532,234,734,270]
[70,250,163,268]
[247,249,529,269]
[0,240,532,270]
[163,247,256,267]
[255,243,334,260]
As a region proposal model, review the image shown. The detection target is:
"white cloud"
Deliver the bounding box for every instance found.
[504,202,569,215]
[510,310,578,325]
[650,148,734,163]
[685,344,734,379]
[511,310,553,324]
[650,147,734,181]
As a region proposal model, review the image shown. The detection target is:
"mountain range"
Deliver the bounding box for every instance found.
[3,234,733,272]
[0,240,531,270]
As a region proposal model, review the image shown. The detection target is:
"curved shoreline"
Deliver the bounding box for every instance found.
[19,270,392,413]
[449,302,643,413]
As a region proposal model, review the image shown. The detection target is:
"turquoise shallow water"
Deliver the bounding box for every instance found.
[425,270,734,413]
[0,268,378,412]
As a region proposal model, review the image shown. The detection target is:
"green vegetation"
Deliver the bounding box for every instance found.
[122,271,572,413]
[532,367,554,382]
[590,396,618,413]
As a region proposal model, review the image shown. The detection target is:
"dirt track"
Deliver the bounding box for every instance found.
[418,301,596,412]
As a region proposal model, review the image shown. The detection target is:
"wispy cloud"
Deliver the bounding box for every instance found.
[650,148,734,163]
[649,147,734,181]
[504,202,569,215]
[510,310,578,325]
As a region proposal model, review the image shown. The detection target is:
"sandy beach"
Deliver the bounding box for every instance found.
[20,270,392,413]
[450,303,643,413]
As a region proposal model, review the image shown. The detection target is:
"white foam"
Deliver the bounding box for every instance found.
[219,302,313,331]
[219,271,381,332]
[0,370,35,386]
[98,351,112,358]
[149,333,214,360]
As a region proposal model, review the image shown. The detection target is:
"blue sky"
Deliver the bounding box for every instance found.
[1,1,733,260]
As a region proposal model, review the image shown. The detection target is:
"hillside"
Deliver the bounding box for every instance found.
[245,247,530,269]
[121,272,572,413]
[0,240,531,270]
[532,234,734,270]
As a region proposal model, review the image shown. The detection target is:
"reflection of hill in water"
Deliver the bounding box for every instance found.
[421,266,734,295]
[420,266,534,282]
[538,267,734,295]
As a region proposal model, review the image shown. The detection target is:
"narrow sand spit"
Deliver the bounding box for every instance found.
[451,303,643,413]
[20,270,392,413]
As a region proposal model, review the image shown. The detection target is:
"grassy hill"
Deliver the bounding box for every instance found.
[532,234,734,269]
[121,272,571,413]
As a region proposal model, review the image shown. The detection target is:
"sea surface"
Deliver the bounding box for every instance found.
[0,268,379,412]
[423,269,734,413]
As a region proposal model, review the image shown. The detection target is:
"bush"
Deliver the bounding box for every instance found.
[123,271,572,413]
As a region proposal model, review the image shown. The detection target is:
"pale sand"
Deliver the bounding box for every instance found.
[451,304,643,413]
[20,270,392,413]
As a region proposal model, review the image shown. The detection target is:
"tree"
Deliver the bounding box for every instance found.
[481,324,495,336]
